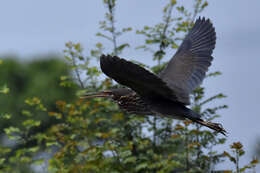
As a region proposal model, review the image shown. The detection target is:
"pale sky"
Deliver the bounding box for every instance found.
[0,0,260,171]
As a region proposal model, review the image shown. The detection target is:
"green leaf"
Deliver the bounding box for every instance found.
[22,119,41,128]
[33,159,45,166]
[146,39,160,44]
[201,1,208,9]
[136,163,148,171]
[64,55,72,62]
[96,32,112,41]
[171,42,179,49]
[176,6,184,12]
[240,165,251,172]
[46,141,59,147]
[0,84,9,94]
[120,150,132,158]
[22,110,32,117]
[60,75,68,81]
[122,27,132,32]
[74,43,83,52]
[123,156,136,164]
[4,126,20,135]
[207,71,222,77]
[116,43,130,52]
[1,113,11,119]
[171,0,176,5]
[21,156,32,163]
[28,146,39,153]
[0,158,5,165]
[96,42,103,48]
[65,42,73,49]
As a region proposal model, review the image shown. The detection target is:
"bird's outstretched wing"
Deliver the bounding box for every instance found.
[100,55,179,101]
[159,17,216,105]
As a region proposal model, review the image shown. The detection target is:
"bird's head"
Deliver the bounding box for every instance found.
[80,88,132,101]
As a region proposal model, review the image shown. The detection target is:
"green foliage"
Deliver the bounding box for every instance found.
[98,0,132,56]
[0,84,9,94]
[0,60,10,95]
[0,58,76,133]
[223,142,258,172]
[0,57,76,172]
[0,0,258,173]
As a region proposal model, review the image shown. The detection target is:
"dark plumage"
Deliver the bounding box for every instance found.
[82,17,226,135]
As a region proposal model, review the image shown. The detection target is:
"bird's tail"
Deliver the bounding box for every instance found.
[188,109,227,136]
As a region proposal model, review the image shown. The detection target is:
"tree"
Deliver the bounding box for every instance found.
[0,56,76,172]
[0,57,77,132]
[0,0,258,172]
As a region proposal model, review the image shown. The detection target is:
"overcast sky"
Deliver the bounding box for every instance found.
[0,0,260,170]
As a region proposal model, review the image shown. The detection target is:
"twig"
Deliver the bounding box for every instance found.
[71,51,85,89]
[107,1,118,56]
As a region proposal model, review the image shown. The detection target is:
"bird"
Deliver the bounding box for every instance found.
[82,17,226,135]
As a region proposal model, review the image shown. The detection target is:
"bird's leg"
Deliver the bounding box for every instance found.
[193,119,227,136]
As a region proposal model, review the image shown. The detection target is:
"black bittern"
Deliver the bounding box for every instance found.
[82,17,226,135]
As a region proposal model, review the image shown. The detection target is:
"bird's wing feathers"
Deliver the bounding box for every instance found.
[159,17,216,105]
[100,55,179,101]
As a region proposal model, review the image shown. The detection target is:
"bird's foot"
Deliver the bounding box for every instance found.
[196,119,227,136]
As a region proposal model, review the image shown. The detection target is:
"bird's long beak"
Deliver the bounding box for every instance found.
[80,91,112,99]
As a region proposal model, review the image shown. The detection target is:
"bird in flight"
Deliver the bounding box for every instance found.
[82,17,226,135]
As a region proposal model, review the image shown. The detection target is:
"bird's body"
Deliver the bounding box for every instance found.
[82,17,226,135]
[109,89,188,120]
[116,92,152,115]
[101,88,201,120]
